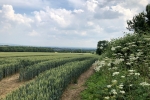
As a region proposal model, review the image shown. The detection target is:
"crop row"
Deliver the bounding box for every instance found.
[0,55,72,80]
[4,58,96,100]
[0,54,95,81]
[19,56,92,81]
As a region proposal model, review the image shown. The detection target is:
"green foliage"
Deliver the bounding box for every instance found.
[96,40,108,55]
[81,32,150,100]
[127,4,150,33]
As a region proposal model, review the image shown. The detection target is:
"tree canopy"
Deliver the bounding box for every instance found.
[96,40,108,55]
[127,4,150,33]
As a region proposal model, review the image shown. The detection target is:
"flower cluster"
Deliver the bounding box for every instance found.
[93,33,150,100]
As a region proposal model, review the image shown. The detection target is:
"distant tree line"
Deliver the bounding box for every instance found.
[0,46,95,53]
[0,46,54,52]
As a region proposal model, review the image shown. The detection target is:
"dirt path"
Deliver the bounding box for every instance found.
[0,73,30,99]
[61,65,95,100]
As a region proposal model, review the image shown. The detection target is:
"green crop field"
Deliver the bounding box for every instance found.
[0,52,98,100]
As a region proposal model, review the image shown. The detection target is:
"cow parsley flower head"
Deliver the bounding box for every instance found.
[112,72,119,76]
[129,84,133,87]
[107,85,112,88]
[112,80,117,84]
[120,90,125,94]
[107,63,111,67]
[126,62,131,65]
[111,47,116,51]
[140,82,150,86]
[135,73,140,76]
[104,96,110,99]
[119,84,124,89]
[111,89,117,95]
[112,67,118,70]
[128,70,135,73]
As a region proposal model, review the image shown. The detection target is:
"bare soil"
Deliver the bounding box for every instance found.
[0,73,30,99]
[61,65,95,100]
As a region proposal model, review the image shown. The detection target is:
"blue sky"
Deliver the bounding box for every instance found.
[0,0,150,48]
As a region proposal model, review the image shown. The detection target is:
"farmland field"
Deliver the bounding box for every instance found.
[0,52,98,100]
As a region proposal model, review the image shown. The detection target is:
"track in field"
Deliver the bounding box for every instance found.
[61,65,95,100]
[0,74,30,99]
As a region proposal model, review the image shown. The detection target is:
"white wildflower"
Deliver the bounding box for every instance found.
[135,73,140,76]
[136,52,143,56]
[116,46,121,48]
[112,80,117,84]
[128,70,135,73]
[107,63,111,67]
[122,47,129,51]
[107,85,112,88]
[104,96,110,99]
[111,47,116,51]
[117,53,122,55]
[112,54,117,56]
[140,82,150,86]
[120,90,125,94]
[114,58,124,65]
[128,43,132,45]
[131,45,136,47]
[121,76,125,78]
[112,72,120,76]
[119,84,124,89]
[126,62,131,65]
[129,72,134,75]
[112,67,118,70]
[108,68,112,70]
[111,89,117,95]
[129,84,133,87]
[94,67,100,72]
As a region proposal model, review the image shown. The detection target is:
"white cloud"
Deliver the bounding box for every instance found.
[0,0,150,48]
[86,0,98,12]
[81,31,87,36]
[0,5,33,26]
[28,30,40,37]
[33,7,73,27]
[0,0,49,10]
[87,21,94,26]
[73,9,84,13]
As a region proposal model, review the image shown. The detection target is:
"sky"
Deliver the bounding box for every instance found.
[0,0,150,48]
